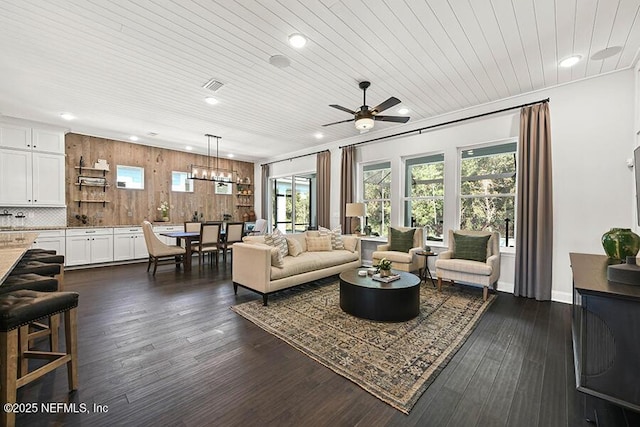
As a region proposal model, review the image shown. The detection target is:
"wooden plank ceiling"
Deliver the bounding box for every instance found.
[0,0,638,161]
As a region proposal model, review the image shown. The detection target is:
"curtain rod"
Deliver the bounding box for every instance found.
[339,98,549,149]
[261,149,330,167]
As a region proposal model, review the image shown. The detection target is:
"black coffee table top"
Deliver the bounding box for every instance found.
[339,269,420,289]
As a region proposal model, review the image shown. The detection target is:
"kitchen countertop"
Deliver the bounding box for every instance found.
[0,232,38,284]
[0,223,186,231]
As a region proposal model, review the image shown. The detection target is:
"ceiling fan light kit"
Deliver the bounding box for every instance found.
[323,81,410,131]
[188,134,236,183]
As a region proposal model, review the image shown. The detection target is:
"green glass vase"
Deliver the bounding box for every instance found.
[601,228,640,261]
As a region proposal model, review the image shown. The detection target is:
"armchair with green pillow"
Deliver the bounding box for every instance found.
[435,230,500,301]
[372,226,425,273]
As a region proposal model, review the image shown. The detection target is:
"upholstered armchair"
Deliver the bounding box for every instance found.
[435,230,500,301]
[372,226,425,273]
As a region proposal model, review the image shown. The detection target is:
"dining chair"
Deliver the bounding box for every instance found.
[193,222,222,268]
[141,221,186,275]
[222,222,245,263]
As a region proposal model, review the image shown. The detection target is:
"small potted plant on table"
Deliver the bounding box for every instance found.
[377,258,393,277]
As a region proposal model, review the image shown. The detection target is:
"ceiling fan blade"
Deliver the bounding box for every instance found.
[322,118,355,127]
[329,104,356,115]
[373,115,410,123]
[371,97,401,114]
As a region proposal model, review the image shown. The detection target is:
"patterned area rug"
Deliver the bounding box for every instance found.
[231,279,495,414]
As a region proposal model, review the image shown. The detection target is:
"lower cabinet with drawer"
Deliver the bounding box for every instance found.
[65,228,113,266]
[31,229,65,257]
[113,227,148,261]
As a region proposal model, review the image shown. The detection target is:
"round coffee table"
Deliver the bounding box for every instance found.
[339,269,420,322]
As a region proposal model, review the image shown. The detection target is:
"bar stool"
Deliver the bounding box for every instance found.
[20,253,64,290]
[1,274,60,351]
[0,289,79,427]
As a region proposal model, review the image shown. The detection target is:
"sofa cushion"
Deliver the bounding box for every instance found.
[286,237,303,257]
[306,235,332,252]
[453,233,490,262]
[389,227,416,253]
[264,228,288,258]
[319,225,344,250]
[270,250,359,280]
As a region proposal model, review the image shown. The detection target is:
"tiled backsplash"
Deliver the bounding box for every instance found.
[0,207,67,228]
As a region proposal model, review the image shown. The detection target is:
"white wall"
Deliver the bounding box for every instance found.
[259,69,636,303]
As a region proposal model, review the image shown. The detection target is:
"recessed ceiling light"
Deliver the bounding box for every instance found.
[185,146,193,151]
[204,97,219,105]
[129,136,139,141]
[227,153,235,158]
[559,55,582,68]
[314,132,324,139]
[269,54,291,68]
[591,46,622,61]
[288,33,307,48]
[59,112,75,120]
[398,107,410,115]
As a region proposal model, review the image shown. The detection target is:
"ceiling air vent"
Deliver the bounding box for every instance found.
[202,78,224,92]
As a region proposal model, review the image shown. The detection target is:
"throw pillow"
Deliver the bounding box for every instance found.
[319,225,345,250]
[264,228,288,258]
[305,235,332,252]
[269,246,284,268]
[343,236,358,253]
[453,233,491,262]
[388,228,416,253]
[286,237,303,257]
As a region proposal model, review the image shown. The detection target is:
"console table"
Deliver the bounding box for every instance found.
[570,253,640,423]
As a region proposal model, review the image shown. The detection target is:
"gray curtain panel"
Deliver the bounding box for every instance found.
[261,163,269,230]
[340,145,356,234]
[316,150,331,228]
[514,102,553,300]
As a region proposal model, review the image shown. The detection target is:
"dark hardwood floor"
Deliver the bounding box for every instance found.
[11,261,626,426]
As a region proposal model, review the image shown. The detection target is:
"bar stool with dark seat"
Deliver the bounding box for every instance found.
[0,289,79,427]
[1,274,61,351]
[19,253,65,290]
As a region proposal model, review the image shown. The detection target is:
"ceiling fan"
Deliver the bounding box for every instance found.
[322,81,410,131]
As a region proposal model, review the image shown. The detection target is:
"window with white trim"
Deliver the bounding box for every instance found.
[403,153,444,242]
[459,142,517,247]
[362,162,391,237]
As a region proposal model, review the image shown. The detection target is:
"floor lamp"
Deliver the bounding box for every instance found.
[345,203,366,235]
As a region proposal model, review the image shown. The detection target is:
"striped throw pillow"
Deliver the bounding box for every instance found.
[319,225,344,250]
[264,228,288,258]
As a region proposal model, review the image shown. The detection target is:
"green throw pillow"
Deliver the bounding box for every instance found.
[453,233,491,262]
[389,228,416,253]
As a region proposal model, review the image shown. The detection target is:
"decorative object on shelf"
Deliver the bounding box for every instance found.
[376,257,392,277]
[93,158,110,171]
[157,201,171,222]
[601,228,640,261]
[188,134,236,183]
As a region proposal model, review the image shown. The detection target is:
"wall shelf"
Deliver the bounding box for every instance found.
[74,166,108,176]
[75,183,109,191]
[74,200,110,207]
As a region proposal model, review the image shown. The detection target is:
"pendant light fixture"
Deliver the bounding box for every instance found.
[188,134,236,183]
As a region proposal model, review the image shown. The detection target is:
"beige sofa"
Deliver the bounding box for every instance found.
[232,231,361,305]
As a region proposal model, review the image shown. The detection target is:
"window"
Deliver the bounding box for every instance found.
[459,142,517,246]
[272,174,315,233]
[171,171,193,192]
[116,165,144,189]
[404,154,444,241]
[363,162,391,237]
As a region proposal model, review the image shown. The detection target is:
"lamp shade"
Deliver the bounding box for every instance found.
[345,202,366,217]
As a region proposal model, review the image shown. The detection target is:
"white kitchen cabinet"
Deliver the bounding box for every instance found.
[153,225,180,245]
[31,229,66,257]
[0,149,65,207]
[113,227,148,261]
[0,124,64,154]
[65,228,113,266]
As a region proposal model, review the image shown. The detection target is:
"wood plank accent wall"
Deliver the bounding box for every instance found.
[65,133,255,227]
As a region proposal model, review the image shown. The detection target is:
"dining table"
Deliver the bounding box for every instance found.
[159,231,200,272]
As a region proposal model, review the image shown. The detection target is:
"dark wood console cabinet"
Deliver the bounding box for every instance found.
[570,253,640,423]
